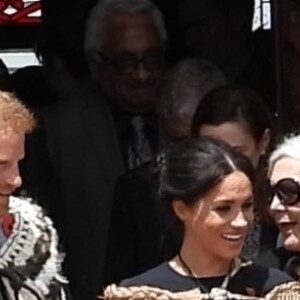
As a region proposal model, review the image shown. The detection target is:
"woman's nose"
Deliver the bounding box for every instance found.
[231,211,248,228]
[269,195,285,211]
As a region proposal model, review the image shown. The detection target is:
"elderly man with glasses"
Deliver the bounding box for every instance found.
[85,0,166,170]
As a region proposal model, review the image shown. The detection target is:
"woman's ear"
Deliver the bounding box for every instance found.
[172,199,189,222]
[259,128,271,155]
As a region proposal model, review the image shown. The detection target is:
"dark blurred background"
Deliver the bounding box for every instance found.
[1,0,298,132]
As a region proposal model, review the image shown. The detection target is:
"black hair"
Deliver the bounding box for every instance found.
[191,85,274,144]
[155,137,254,232]
[36,1,93,77]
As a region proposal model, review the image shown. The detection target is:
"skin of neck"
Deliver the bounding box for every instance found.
[177,234,233,277]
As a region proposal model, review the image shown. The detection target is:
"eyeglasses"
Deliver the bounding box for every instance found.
[95,51,164,74]
[267,178,300,206]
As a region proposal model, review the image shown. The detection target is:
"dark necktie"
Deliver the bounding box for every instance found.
[128,116,152,169]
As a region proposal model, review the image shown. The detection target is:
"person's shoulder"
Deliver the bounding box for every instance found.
[120,262,193,292]
[6,197,68,290]
[10,196,49,218]
[117,162,154,186]
[242,263,293,295]
[261,266,294,294]
[9,196,59,243]
[120,262,170,287]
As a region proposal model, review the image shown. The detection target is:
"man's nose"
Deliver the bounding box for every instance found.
[6,165,22,190]
[133,62,151,81]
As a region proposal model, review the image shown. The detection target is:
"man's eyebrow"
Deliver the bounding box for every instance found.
[117,49,164,58]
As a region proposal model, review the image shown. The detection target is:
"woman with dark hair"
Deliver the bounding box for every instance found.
[118,138,293,297]
[191,85,276,259]
[191,85,273,168]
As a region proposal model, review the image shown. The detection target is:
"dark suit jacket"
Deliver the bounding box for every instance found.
[256,247,300,280]
[41,80,125,300]
[104,162,178,285]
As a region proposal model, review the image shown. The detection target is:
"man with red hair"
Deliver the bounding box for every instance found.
[0,91,71,300]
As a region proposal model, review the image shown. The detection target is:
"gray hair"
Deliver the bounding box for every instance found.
[158,58,226,122]
[269,134,300,176]
[84,0,167,60]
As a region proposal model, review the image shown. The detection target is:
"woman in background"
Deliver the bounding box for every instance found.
[191,85,273,168]
[191,85,276,258]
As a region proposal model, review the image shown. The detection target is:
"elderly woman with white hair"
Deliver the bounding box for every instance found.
[257,134,300,280]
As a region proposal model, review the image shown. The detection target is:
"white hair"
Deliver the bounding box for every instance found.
[158,58,226,122]
[84,0,167,61]
[268,134,300,175]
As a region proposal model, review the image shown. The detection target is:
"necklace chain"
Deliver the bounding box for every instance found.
[178,253,234,293]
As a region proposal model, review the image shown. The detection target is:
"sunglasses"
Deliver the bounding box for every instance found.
[267,178,300,206]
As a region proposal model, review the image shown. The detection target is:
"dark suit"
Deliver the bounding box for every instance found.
[104,162,178,285]
[41,81,125,300]
[256,247,300,280]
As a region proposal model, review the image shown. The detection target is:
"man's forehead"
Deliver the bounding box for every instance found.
[0,125,27,136]
[108,12,155,28]
[0,130,25,159]
[102,13,163,52]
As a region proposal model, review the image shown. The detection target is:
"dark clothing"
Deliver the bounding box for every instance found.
[7,66,56,109]
[0,280,8,300]
[41,81,125,300]
[259,224,278,251]
[177,0,254,82]
[109,106,158,170]
[256,247,300,280]
[121,261,292,297]
[104,162,178,285]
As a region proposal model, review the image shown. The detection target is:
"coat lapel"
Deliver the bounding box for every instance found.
[82,91,125,187]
